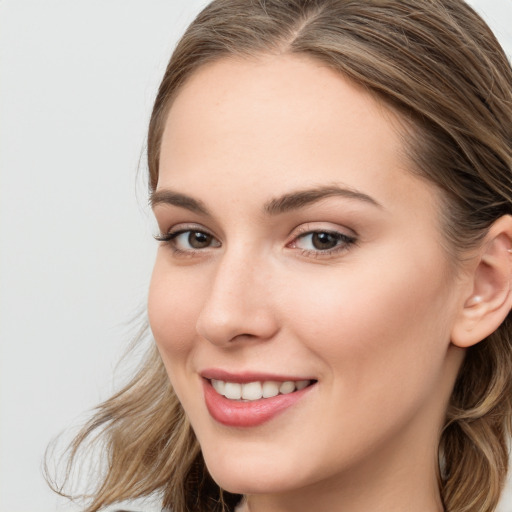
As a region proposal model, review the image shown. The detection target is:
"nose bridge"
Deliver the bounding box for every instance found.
[196,244,277,345]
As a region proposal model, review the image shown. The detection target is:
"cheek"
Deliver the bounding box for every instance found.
[277,256,457,460]
[284,253,455,388]
[147,256,203,358]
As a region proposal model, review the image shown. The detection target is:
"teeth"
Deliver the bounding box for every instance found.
[262,381,280,398]
[212,379,225,394]
[279,381,295,394]
[241,381,263,400]
[211,379,312,401]
[295,380,309,390]
[224,382,242,400]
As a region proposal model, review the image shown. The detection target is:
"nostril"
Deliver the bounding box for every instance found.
[196,306,279,346]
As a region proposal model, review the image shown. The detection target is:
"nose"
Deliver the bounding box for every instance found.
[196,249,279,346]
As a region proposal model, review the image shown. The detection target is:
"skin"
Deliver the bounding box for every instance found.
[148,54,487,512]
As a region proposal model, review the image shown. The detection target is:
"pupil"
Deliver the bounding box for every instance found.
[189,232,211,248]
[312,232,338,250]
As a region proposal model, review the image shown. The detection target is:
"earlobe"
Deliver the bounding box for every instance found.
[451,215,512,348]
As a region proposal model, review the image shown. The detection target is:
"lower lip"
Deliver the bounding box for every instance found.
[203,379,314,427]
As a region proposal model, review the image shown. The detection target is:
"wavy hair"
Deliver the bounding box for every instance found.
[48,1,512,511]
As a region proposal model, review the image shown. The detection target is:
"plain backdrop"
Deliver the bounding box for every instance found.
[1,1,512,511]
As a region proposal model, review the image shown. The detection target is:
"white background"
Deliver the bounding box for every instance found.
[1,1,511,511]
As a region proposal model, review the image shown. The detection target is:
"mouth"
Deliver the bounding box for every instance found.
[201,372,317,427]
[210,378,313,401]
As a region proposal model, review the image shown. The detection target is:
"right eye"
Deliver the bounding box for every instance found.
[155,229,221,253]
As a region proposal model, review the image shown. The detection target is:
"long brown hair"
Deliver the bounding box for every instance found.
[49,1,512,511]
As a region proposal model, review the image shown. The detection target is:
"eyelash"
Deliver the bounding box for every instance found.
[154,227,220,257]
[288,227,357,258]
[154,226,357,258]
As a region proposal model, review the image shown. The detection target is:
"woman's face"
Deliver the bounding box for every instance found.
[148,55,466,502]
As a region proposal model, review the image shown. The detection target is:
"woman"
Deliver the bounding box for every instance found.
[52,1,512,511]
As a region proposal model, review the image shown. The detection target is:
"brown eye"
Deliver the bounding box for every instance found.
[311,232,340,250]
[188,231,213,249]
[155,228,221,252]
[292,230,356,255]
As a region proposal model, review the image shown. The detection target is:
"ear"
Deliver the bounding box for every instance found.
[451,215,512,348]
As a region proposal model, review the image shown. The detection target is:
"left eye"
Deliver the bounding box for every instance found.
[171,230,220,250]
[293,231,355,252]
[155,228,221,252]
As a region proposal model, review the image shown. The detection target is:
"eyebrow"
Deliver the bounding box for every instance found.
[150,189,210,215]
[150,184,381,216]
[264,185,382,215]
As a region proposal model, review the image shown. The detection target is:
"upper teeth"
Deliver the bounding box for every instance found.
[211,379,310,401]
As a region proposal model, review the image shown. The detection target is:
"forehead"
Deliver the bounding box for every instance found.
[158,54,436,217]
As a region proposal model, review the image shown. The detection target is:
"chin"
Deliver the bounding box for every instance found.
[208,468,295,496]
[200,445,302,495]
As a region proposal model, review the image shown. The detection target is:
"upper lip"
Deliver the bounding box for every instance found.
[200,368,316,384]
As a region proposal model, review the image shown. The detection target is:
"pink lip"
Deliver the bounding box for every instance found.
[202,377,316,428]
[200,368,314,383]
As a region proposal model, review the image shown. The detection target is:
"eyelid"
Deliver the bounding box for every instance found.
[154,223,221,255]
[286,223,358,257]
[154,221,357,259]
[289,222,357,240]
[155,222,218,240]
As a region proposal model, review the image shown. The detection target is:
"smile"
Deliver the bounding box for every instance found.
[202,375,316,427]
[211,379,311,401]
